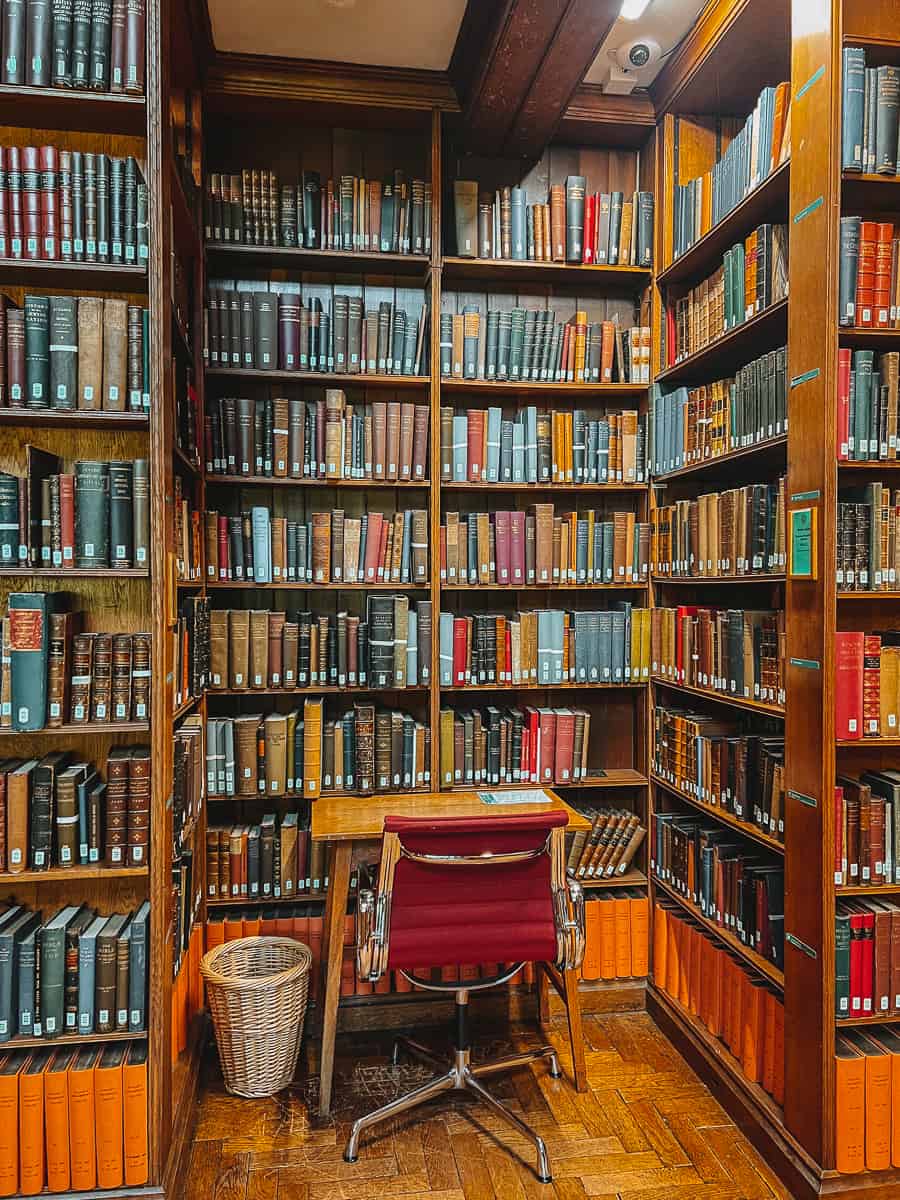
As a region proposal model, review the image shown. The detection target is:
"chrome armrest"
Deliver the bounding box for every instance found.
[553,873,586,972]
[356,887,392,983]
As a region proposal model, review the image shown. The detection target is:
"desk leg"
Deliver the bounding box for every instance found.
[562,966,588,1093]
[318,840,352,1120]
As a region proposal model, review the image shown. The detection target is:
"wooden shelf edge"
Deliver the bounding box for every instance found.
[439,377,648,395]
[205,367,427,387]
[652,676,784,718]
[651,433,787,483]
[652,573,786,585]
[0,721,150,737]
[651,773,784,855]
[579,870,648,889]
[205,474,430,488]
[656,298,788,386]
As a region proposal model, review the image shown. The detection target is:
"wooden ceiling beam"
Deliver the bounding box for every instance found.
[448,0,622,158]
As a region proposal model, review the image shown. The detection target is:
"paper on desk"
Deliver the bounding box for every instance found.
[477,789,553,805]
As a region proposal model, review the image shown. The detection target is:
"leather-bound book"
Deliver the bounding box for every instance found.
[124,0,144,92]
[69,631,93,723]
[565,175,586,262]
[31,750,67,869]
[102,298,127,410]
[70,0,91,85]
[228,608,249,689]
[108,460,133,567]
[90,632,112,722]
[252,291,276,369]
[89,0,112,88]
[7,308,25,406]
[27,0,52,86]
[303,697,323,798]
[77,296,103,409]
[47,608,76,721]
[39,143,58,260]
[109,0,126,90]
[130,631,150,720]
[278,293,300,370]
[95,152,110,260]
[2,0,25,83]
[7,147,23,259]
[347,296,363,373]
[264,713,287,794]
[24,293,49,407]
[110,633,132,722]
[267,612,284,687]
[249,609,268,689]
[48,295,77,410]
[271,396,289,476]
[311,511,331,583]
[101,746,126,865]
[74,459,109,567]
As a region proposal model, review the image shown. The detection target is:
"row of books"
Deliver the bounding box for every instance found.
[452,178,654,266]
[207,599,432,692]
[205,288,429,377]
[205,393,430,482]
[206,818,326,902]
[837,898,900,1022]
[205,506,429,587]
[1,594,151,731]
[205,169,431,255]
[438,309,650,385]
[173,720,202,857]
[438,607,650,688]
[649,347,788,475]
[837,350,900,462]
[665,225,788,366]
[1,0,146,93]
[838,485,900,590]
[0,146,148,265]
[0,900,148,1040]
[566,811,647,881]
[439,406,646,486]
[654,901,784,1104]
[438,705,596,788]
[205,910,325,1001]
[838,218,900,329]
[835,1025,900,1175]
[173,597,209,714]
[836,773,900,890]
[0,456,149,571]
[835,631,900,740]
[205,702,430,799]
[672,82,790,259]
[652,709,784,844]
[1,295,149,413]
[0,1040,148,1194]
[841,50,900,176]
[581,892,649,982]
[174,478,201,582]
[439,508,650,587]
[651,481,786,580]
[652,606,786,709]
[651,811,784,969]
[0,747,149,874]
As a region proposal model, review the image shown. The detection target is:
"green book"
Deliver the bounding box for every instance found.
[835,909,851,1019]
[24,294,50,410]
[10,591,64,731]
[74,460,110,568]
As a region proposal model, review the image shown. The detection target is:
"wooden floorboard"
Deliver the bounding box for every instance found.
[186,1013,796,1199]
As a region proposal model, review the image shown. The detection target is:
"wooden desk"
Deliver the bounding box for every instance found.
[311,789,591,1118]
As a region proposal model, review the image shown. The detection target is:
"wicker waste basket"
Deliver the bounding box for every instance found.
[201,936,312,1098]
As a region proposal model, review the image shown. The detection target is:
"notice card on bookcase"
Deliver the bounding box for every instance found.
[789,506,817,579]
[478,790,553,805]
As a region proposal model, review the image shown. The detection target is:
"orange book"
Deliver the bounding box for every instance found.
[677,920,691,1008]
[275,914,293,938]
[652,902,667,986]
[688,924,702,1016]
[769,82,790,170]
[242,916,262,938]
[866,1026,900,1166]
[772,994,785,1105]
[19,1049,50,1196]
[613,893,631,979]
[291,915,310,945]
[597,896,616,981]
[697,935,713,1029]
[847,1029,892,1170]
[740,980,766,1084]
[223,914,243,941]
[0,1052,25,1197]
[190,925,203,1017]
[835,1037,866,1174]
[45,1050,76,1193]
[582,899,600,981]
[394,968,413,994]
[68,1048,99,1191]
[206,917,225,951]
[94,1044,126,1188]
[629,893,649,978]
[123,1044,149,1186]
[665,910,680,998]
[308,915,324,1002]
[762,989,778,1096]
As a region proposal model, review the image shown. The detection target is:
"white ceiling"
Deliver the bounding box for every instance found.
[207,0,707,85]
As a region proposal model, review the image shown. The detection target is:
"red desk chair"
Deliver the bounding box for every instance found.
[344,810,585,1183]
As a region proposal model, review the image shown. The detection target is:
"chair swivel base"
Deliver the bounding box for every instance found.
[343,1039,561,1183]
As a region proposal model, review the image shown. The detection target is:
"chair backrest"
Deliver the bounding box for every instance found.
[380,811,568,972]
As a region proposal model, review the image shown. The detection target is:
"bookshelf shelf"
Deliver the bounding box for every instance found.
[0,83,146,135]
[205,366,427,388]
[658,161,790,288]
[206,580,427,591]
[4,1030,148,1051]
[208,685,429,697]
[0,865,149,884]
[0,721,150,738]
[836,737,900,747]
[652,573,786,586]
[656,298,788,386]
[441,681,646,693]
[652,875,784,989]
[0,567,150,579]
[0,409,149,430]
[445,581,648,592]
[173,696,202,722]
[580,870,648,889]
[205,474,429,488]
[440,255,651,287]
[838,590,900,599]
[652,677,784,719]
[840,171,900,212]
[450,769,649,791]
[208,787,434,803]
[207,893,326,908]
[651,434,787,484]
[174,445,202,476]
[838,458,900,468]
[0,257,148,290]
[439,378,647,397]
[651,773,784,855]
[837,1013,900,1027]
[836,883,900,896]
[205,240,430,276]
[838,327,900,345]
[442,481,647,493]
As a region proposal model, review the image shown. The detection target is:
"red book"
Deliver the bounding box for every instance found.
[509,510,525,585]
[505,623,512,683]
[836,631,865,740]
[856,221,877,327]
[494,510,510,584]
[452,617,468,686]
[525,706,540,782]
[666,304,677,366]
[363,513,383,581]
[874,222,894,328]
[538,708,556,783]
[849,911,865,1014]
[39,145,58,261]
[835,785,845,887]
[7,147,22,260]
[467,409,484,481]
[217,516,229,579]
[22,146,40,261]
[554,709,575,783]
[377,518,390,580]
[59,473,75,567]
[582,194,595,264]
[860,910,875,1013]
[838,348,851,460]
[0,148,7,256]
[864,634,881,736]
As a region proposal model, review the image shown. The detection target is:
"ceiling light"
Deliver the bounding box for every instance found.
[620,0,651,19]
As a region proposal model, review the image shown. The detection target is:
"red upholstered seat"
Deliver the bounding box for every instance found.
[383,811,566,971]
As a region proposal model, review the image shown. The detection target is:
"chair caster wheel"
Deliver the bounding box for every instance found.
[538,1175,553,1184]
[343,1154,358,1164]
[549,1067,561,1079]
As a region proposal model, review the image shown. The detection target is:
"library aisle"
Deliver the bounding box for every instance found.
[184,1013,791,1199]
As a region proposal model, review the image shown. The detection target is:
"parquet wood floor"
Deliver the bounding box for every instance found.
[186,1012,796,1199]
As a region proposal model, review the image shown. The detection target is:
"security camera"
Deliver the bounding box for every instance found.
[613,38,662,73]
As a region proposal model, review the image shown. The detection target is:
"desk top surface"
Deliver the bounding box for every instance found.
[311,788,592,841]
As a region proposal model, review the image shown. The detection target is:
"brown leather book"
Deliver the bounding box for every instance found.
[47,610,77,727]
[272,397,289,476]
[233,715,259,796]
[303,698,323,798]
[101,299,128,411]
[263,713,287,795]
[282,621,298,688]
[398,402,414,480]
[343,518,361,583]
[311,512,331,583]
[7,759,36,873]
[386,400,401,481]
[331,509,345,582]
[412,404,429,480]
[411,509,428,584]
[271,516,286,582]
[228,609,250,689]
[550,184,566,262]
[372,401,387,479]
[204,512,218,580]
[280,811,298,895]
[249,610,268,689]
[77,298,104,411]
[451,314,464,378]
[209,608,228,689]
[267,612,285,687]
[532,503,554,584]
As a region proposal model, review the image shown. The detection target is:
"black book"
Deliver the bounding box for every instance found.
[109,155,123,262]
[565,175,585,263]
[108,460,133,567]
[51,0,72,84]
[24,294,50,410]
[366,595,394,688]
[26,0,52,85]
[95,153,110,261]
[2,0,26,83]
[83,151,97,260]
[89,0,111,89]
[252,292,276,370]
[74,459,110,567]
[71,150,84,258]
[302,170,320,249]
[32,751,69,870]
[48,295,77,410]
[136,173,149,266]
[71,0,90,85]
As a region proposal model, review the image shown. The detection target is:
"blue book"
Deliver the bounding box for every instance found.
[251,506,271,582]
[129,901,150,1031]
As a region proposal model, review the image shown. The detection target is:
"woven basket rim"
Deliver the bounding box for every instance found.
[201,935,312,991]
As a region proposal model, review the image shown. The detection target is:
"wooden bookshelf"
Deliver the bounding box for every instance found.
[651,434,787,483]
[656,297,789,386]
[651,773,785,855]
[440,255,651,286]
